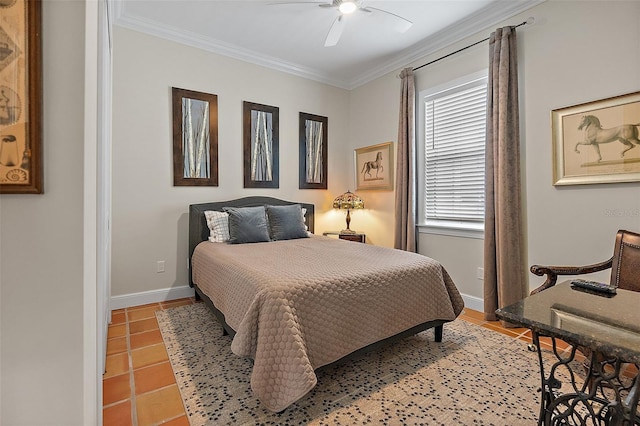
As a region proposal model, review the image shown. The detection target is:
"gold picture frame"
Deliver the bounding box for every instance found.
[171,87,218,186]
[552,91,640,186]
[354,141,394,190]
[0,0,43,194]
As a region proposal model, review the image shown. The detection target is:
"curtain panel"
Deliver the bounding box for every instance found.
[483,27,528,322]
[394,67,416,252]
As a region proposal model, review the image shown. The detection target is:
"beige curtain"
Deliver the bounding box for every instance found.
[394,67,416,252]
[483,27,527,321]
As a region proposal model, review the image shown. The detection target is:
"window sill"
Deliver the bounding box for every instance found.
[418,222,484,240]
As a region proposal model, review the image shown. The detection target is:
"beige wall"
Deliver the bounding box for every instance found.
[111,28,352,297]
[350,0,640,302]
[0,2,86,424]
[347,75,399,247]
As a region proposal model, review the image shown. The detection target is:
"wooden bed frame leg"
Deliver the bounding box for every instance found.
[435,325,443,342]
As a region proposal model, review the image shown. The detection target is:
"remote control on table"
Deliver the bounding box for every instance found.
[571,279,617,294]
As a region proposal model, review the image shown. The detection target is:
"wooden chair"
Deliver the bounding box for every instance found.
[530,229,640,295]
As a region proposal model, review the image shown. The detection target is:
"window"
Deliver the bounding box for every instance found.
[419,72,487,237]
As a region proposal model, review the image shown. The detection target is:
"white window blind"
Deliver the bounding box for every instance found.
[424,76,487,223]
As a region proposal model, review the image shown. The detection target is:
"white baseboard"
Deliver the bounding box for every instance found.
[460,292,483,313]
[110,285,195,310]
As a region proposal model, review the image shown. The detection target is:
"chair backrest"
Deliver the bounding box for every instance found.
[610,229,640,292]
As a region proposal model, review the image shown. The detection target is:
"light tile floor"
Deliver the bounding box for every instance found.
[102,303,635,425]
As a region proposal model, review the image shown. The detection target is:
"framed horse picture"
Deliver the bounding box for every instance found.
[354,141,393,190]
[552,91,640,185]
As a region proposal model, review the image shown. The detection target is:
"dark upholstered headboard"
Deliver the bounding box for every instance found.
[188,197,315,287]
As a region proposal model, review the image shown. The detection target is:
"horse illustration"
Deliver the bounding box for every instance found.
[361,151,383,179]
[574,115,640,162]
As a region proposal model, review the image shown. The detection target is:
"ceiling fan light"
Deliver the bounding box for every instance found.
[339,1,357,14]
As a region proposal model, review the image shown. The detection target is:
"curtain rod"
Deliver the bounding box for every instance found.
[412,17,535,72]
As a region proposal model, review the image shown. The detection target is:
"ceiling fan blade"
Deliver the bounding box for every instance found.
[366,6,413,32]
[324,15,345,47]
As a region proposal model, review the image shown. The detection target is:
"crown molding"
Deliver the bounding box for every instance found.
[114,0,545,90]
[113,11,352,89]
[348,0,545,89]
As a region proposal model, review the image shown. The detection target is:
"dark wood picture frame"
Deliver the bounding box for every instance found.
[243,101,279,188]
[0,0,43,194]
[299,112,328,189]
[172,87,218,186]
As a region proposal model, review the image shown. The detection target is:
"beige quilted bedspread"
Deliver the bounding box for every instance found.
[191,236,464,412]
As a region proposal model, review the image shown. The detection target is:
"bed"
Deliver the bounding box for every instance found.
[188,197,464,412]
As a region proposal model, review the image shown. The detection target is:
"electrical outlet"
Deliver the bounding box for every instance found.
[157,260,165,273]
[477,267,484,280]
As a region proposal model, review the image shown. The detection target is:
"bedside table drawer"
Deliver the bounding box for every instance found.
[338,233,365,243]
[322,231,366,243]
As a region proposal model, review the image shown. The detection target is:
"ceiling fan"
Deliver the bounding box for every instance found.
[274,1,413,47]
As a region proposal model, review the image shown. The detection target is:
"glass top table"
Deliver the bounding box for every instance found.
[496,281,640,425]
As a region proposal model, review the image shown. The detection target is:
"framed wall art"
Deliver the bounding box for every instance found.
[172,87,218,186]
[552,91,640,185]
[299,112,327,189]
[0,0,43,194]
[243,101,279,188]
[354,141,394,190]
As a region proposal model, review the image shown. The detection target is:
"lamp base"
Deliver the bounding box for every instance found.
[341,209,355,235]
[340,229,357,235]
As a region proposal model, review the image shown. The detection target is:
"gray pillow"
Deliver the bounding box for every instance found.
[223,206,270,244]
[265,204,309,241]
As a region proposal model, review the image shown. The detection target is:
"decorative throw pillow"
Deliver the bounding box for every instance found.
[223,206,271,244]
[265,204,309,241]
[204,210,230,243]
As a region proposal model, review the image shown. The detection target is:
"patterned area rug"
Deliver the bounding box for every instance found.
[157,303,546,425]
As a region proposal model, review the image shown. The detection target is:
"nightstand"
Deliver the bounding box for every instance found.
[322,231,366,243]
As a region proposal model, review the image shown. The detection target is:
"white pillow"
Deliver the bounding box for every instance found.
[301,207,308,231]
[204,210,230,242]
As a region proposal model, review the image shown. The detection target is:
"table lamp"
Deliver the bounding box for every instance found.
[332,190,364,234]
